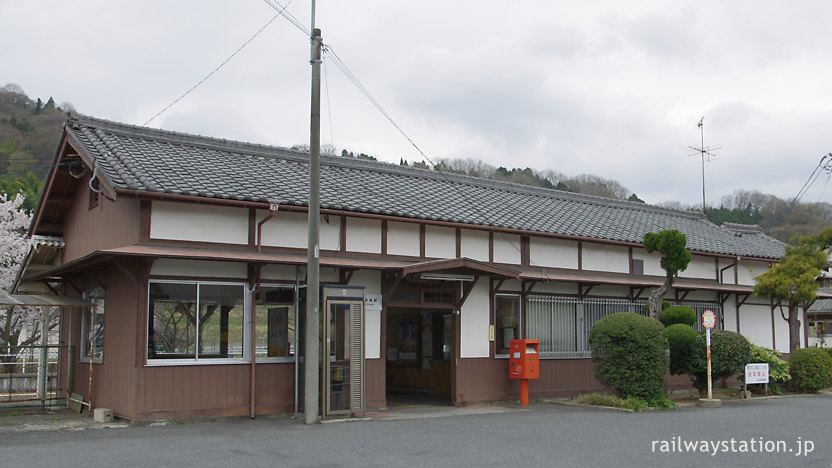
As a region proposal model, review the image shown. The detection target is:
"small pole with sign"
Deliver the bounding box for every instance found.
[700,310,721,407]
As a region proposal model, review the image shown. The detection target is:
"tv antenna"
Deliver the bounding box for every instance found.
[688,116,721,214]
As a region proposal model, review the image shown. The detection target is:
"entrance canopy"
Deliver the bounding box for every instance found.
[399,258,519,280]
[0,290,92,307]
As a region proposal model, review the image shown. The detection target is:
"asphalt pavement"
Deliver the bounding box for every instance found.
[0,395,830,468]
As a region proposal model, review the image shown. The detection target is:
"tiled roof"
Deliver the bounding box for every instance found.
[65,115,787,260]
[809,287,832,313]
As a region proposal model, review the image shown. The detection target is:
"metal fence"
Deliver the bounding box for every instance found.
[0,345,73,408]
[526,295,720,359]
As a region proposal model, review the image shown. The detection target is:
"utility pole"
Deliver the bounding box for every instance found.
[699,117,705,213]
[304,18,322,424]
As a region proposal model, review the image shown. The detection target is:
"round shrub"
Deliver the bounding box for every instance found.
[789,348,832,393]
[589,312,668,400]
[671,330,752,392]
[661,306,696,327]
[665,324,698,375]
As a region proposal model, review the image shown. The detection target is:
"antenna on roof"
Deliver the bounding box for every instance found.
[688,116,721,215]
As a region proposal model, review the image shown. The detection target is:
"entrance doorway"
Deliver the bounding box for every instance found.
[385,307,454,405]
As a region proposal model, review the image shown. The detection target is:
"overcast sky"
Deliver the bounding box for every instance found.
[2,1,831,207]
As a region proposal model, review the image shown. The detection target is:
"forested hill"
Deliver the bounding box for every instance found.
[0,84,70,174]
[0,84,828,242]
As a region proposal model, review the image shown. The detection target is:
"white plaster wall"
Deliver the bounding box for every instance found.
[346,218,381,253]
[348,270,382,359]
[679,255,715,280]
[529,282,577,295]
[260,264,298,281]
[737,260,772,286]
[493,234,521,265]
[319,216,341,251]
[460,280,490,358]
[717,257,739,284]
[425,225,456,259]
[722,295,738,333]
[320,267,340,283]
[679,290,718,302]
[582,243,629,274]
[739,304,773,349]
[529,237,578,269]
[772,309,792,353]
[460,229,489,261]
[586,285,630,297]
[632,249,664,276]
[260,211,340,250]
[151,258,247,278]
[387,221,420,257]
[151,201,248,245]
[495,279,523,293]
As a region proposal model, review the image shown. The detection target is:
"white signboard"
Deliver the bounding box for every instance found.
[745,363,770,384]
[365,294,382,311]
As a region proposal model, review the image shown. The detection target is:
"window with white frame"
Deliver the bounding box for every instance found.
[147,281,247,362]
[81,289,105,362]
[494,294,521,355]
[254,285,296,360]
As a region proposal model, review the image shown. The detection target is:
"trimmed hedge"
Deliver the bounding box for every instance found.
[660,306,696,327]
[665,324,698,375]
[589,312,668,400]
[789,348,832,393]
[671,329,752,392]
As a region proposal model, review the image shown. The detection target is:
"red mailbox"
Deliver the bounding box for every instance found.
[509,339,539,380]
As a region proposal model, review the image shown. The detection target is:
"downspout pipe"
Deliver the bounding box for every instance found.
[719,256,741,284]
[257,200,280,253]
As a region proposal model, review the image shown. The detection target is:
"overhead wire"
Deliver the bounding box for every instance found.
[767,153,832,229]
[322,44,547,277]
[142,2,293,126]
[262,0,311,37]
[0,162,76,179]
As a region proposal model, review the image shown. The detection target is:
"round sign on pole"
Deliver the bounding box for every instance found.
[702,310,716,330]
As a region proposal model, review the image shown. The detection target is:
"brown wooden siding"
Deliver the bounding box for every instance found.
[63,180,141,263]
[253,363,295,414]
[64,264,139,419]
[455,358,694,403]
[365,358,385,409]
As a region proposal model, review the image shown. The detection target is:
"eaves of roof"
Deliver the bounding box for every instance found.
[59,115,788,261]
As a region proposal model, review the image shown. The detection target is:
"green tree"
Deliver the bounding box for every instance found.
[0,172,44,212]
[752,231,829,353]
[643,230,692,320]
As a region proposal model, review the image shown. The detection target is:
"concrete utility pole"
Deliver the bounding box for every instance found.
[304,25,322,425]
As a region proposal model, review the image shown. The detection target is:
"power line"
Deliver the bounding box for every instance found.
[142,5,291,126]
[0,162,75,178]
[767,153,832,229]
[322,45,544,274]
[262,0,311,37]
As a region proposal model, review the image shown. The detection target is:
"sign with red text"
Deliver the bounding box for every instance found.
[745,363,770,384]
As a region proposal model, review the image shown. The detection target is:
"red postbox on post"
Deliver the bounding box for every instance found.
[509,339,539,406]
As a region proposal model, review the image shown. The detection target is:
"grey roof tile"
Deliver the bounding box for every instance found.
[66,115,787,259]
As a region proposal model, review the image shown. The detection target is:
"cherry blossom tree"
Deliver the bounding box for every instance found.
[0,194,45,352]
